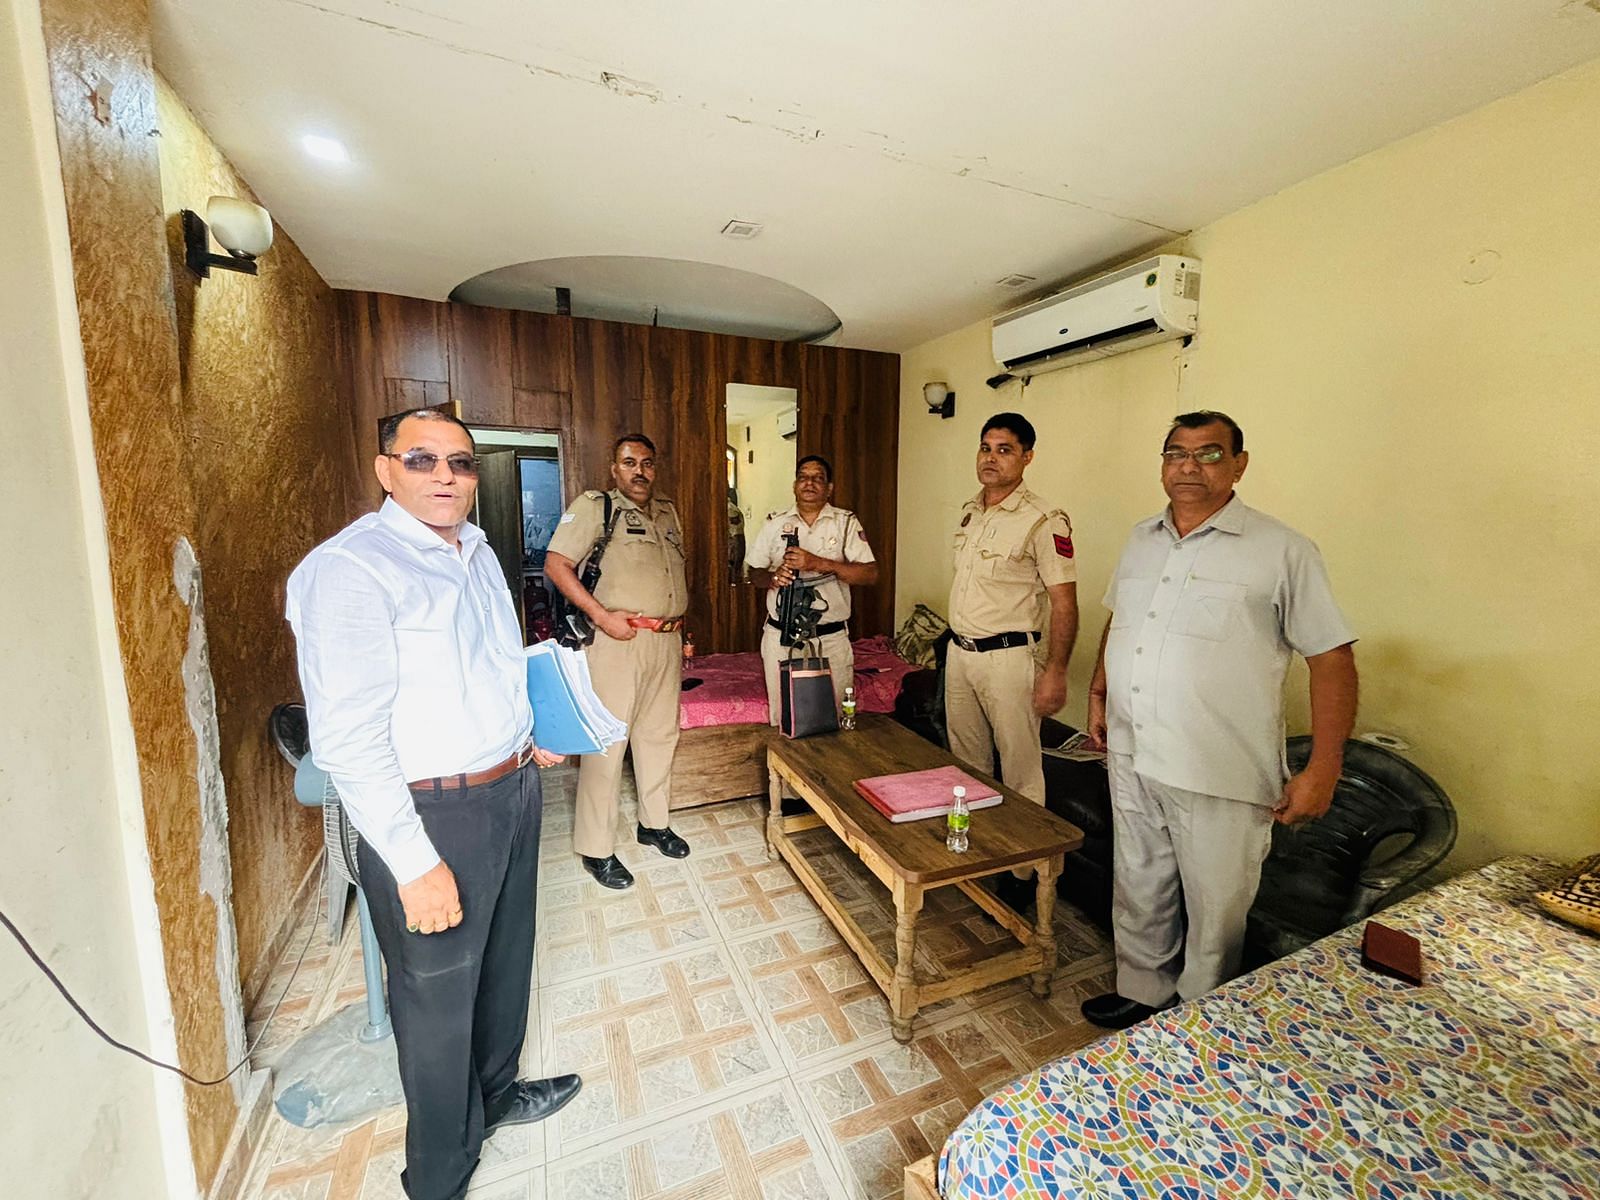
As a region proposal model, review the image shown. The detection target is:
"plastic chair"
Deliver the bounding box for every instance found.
[1246,735,1458,965]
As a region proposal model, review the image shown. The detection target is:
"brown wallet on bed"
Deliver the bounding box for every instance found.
[1361,921,1423,986]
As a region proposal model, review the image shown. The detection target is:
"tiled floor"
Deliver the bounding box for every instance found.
[237,762,1116,1200]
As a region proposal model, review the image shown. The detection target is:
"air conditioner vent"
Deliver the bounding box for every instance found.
[720,219,764,240]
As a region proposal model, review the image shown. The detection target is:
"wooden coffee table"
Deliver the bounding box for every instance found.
[765,716,1085,1042]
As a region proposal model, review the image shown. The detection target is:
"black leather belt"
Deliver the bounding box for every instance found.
[952,631,1039,653]
[768,618,847,637]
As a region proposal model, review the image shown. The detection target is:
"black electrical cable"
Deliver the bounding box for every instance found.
[0,857,327,1088]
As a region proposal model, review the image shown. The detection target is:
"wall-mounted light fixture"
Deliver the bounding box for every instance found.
[183,196,274,279]
[923,381,955,419]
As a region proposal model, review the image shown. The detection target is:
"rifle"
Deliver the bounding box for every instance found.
[553,494,619,648]
[775,530,827,648]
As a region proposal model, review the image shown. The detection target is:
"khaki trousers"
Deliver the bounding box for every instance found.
[574,629,682,858]
[759,625,854,726]
[1108,752,1274,1006]
[945,643,1045,804]
[946,644,1045,881]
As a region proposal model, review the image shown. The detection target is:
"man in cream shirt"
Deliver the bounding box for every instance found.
[746,454,879,722]
[287,407,578,1200]
[1082,409,1358,1030]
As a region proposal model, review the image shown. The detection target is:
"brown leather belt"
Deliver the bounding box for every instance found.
[408,742,532,793]
[628,615,685,632]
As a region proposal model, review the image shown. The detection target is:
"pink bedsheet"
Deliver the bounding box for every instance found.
[678,635,921,730]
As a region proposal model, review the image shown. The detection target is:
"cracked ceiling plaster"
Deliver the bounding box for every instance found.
[152,0,1600,351]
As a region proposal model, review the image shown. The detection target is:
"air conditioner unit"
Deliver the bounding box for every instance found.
[991,255,1200,378]
[775,406,798,439]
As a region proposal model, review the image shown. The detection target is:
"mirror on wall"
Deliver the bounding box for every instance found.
[724,383,798,585]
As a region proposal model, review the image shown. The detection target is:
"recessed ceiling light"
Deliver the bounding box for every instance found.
[301,134,349,164]
[996,273,1036,288]
[721,219,763,240]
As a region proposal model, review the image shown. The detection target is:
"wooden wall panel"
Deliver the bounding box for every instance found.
[335,291,899,654]
[511,308,574,394]
[450,301,516,424]
[801,344,901,638]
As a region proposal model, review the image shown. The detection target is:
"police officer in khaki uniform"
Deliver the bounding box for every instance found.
[947,413,1079,906]
[746,455,879,724]
[546,435,692,889]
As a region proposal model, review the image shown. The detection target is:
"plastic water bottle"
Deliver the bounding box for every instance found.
[946,786,970,853]
[840,686,857,730]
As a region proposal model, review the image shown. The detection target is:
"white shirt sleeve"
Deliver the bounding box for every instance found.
[289,550,442,885]
[745,514,782,570]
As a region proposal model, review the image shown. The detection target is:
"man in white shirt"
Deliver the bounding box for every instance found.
[746,455,879,723]
[287,408,579,1200]
[1081,410,1358,1029]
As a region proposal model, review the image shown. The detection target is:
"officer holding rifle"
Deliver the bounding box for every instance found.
[747,455,879,724]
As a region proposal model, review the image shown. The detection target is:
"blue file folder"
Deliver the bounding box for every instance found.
[525,642,626,755]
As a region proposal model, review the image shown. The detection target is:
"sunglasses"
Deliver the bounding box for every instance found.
[386,450,480,477]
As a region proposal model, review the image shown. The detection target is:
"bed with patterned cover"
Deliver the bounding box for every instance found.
[938,856,1600,1199]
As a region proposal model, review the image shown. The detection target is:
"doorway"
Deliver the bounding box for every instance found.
[470,427,563,641]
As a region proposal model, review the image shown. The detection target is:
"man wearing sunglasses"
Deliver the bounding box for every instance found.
[546,434,693,890]
[1080,410,1358,1030]
[287,407,579,1200]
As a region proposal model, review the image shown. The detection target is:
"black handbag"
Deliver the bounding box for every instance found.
[779,639,839,739]
[553,494,621,649]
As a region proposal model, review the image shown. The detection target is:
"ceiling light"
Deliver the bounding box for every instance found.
[996,273,1036,289]
[721,219,763,240]
[301,134,349,163]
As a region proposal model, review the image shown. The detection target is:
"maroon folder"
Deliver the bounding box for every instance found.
[1361,921,1423,986]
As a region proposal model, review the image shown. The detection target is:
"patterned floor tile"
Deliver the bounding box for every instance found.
[537,868,716,984]
[466,1169,542,1199]
[539,944,785,1155]
[731,916,966,1070]
[796,1013,1041,1200]
[697,845,821,937]
[544,1080,849,1200]
[964,962,1119,1064]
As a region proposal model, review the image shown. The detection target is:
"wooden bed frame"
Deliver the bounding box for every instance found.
[669,721,773,809]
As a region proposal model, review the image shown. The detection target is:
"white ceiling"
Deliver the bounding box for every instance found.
[152,1,1600,351]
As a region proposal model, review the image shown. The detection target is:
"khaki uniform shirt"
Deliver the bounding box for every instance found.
[1102,496,1355,805]
[746,504,875,623]
[948,484,1076,638]
[546,489,688,617]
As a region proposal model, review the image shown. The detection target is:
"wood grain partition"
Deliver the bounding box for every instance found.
[337,294,900,653]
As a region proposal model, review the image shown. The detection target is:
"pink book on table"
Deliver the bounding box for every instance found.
[852,766,1003,823]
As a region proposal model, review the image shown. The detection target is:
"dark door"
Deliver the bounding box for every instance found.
[475,450,525,628]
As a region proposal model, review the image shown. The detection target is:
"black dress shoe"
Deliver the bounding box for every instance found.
[485,1074,583,1133]
[1080,991,1177,1030]
[636,823,690,858]
[581,854,635,889]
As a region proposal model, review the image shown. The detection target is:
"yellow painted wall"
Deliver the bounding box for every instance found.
[1,0,177,1193]
[897,56,1600,869]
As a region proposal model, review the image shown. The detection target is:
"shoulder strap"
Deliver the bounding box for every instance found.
[591,492,621,561]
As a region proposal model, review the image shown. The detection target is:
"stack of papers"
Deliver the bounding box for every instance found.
[524,642,628,755]
[853,766,1003,824]
[1042,731,1107,764]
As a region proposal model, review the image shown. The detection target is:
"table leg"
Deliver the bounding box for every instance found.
[1031,858,1060,998]
[890,881,924,1043]
[766,762,783,862]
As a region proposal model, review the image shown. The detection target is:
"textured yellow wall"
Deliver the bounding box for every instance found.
[897,56,1600,869]
[154,73,362,1001]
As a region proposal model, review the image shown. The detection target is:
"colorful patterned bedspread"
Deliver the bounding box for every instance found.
[940,856,1600,1199]
[678,635,920,729]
